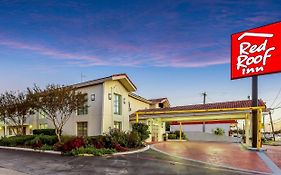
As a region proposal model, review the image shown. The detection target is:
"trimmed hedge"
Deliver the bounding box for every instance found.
[33,129,56,136]
[65,146,116,156]
[0,135,35,147]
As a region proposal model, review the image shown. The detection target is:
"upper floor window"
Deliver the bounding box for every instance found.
[77,94,88,115]
[114,94,122,115]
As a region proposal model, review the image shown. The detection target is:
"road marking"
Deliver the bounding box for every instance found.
[257,152,281,175]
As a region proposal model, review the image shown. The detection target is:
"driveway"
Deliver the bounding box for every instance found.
[0,148,260,175]
[265,145,281,169]
[152,141,272,174]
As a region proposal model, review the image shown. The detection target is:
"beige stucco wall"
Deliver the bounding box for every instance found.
[128,97,150,115]
[62,84,104,136]
[102,80,131,133]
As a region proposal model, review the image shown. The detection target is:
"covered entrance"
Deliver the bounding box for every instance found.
[130,100,266,149]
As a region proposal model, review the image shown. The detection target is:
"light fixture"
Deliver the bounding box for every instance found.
[91,94,95,101]
[29,125,33,129]
[123,98,126,104]
[108,93,112,100]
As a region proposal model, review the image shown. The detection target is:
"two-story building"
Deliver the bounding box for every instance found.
[0,74,169,141]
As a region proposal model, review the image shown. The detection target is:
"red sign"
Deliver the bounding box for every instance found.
[231,22,281,80]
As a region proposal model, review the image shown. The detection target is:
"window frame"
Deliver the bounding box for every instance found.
[113,93,122,115]
[77,122,88,137]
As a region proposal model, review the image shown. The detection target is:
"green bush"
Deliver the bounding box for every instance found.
[33,129,56,136]
[53,142,64,151]
[168,133,177,139]
[109,129,128,147]
[66,146,116,156]
[127,131,142,148]
[168,131,187,140]
[41,144,54,151]
[132,123,150,141]
[25,135,58,147]
[213,128,225,136]
[0,135,35,147]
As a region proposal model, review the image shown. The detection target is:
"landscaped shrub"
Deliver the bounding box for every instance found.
[174,131,186,139]
[65,146,116,156]
[90,135,106,149]
[110,129,128,147]
[29,136,43,149]
[53,142,65,151]
[132,123,150,141]
[168,133,177,139]
[213,128,225,136]
[168,131,187,140]
[33,129,56,136]
[126,131,142,148]
[114,143,129,152]
[62,137,85,152]
[24,134,58,147]
[0,135,35,147]
[41,144,53,151]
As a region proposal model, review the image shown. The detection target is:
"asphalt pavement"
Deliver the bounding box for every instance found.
[0,148,259,175]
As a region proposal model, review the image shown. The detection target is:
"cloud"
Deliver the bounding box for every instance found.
[0,36,230,68]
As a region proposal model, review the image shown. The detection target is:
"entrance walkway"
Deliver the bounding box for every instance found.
[265,145,281,169]
[152,141,272,174]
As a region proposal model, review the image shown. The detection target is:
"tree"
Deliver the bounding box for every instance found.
[132,123,150,141]
[28,85,87,142]
[0,91,32,136]
[213,127,225,136]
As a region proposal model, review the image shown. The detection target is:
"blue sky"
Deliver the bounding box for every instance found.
[0,0,281,120]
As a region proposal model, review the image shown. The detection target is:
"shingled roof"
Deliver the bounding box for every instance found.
[135,99,266,113]
[149,98,169,104]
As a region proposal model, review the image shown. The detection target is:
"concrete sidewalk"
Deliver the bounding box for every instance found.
[152,141,273,174]
[0,168,28,175]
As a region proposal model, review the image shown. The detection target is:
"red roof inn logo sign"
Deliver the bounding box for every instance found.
[231,22,281,79]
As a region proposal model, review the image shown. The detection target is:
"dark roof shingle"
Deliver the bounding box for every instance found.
[135,99,266,113]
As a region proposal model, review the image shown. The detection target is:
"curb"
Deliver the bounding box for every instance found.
[113,145,150,156]
[0,146,62,155]
[240,143,267,152]
[150,144,271,175]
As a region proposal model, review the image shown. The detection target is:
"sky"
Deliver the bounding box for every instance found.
[0,0,281,121]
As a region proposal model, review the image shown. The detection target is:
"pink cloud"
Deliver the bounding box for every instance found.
[0,37,229,68]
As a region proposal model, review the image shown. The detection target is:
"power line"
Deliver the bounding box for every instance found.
[273,99,281,109]
[270,87,281,107]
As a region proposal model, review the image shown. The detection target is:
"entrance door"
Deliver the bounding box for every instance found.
[152,124,159,142]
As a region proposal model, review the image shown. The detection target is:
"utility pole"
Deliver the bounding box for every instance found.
[202,92,207,104]
[202,92,207,132]
[268,109,276,141]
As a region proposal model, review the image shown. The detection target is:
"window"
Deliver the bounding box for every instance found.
[114,94,122,115]
[77,122,88,137]
[39,123,48,129]
[114,121,122,130]
[77,94,88,115]
[159,103,164,108]
[9,128,13,135]
[39,110,46,119]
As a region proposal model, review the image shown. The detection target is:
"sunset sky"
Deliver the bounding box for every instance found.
[0,0,280,120]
